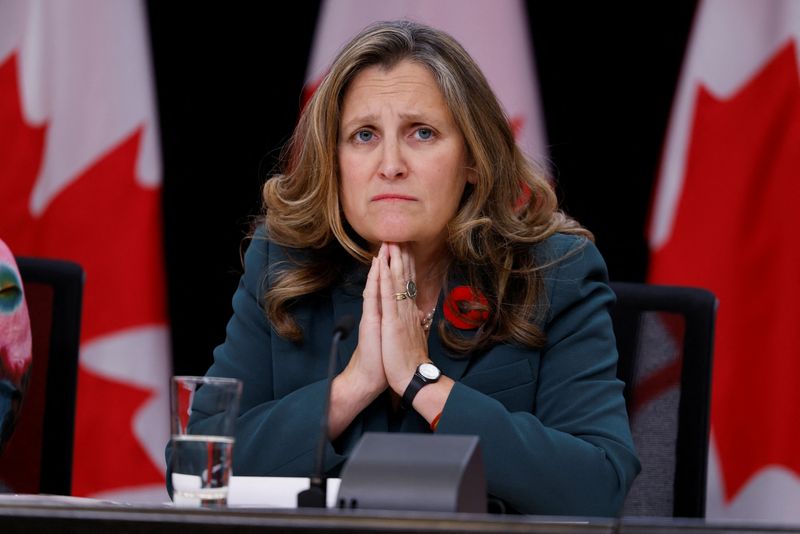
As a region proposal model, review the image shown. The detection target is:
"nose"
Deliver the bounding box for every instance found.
[378,138,407,180]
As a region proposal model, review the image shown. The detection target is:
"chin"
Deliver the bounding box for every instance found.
[370,232,416,244]
[360,224,420,245]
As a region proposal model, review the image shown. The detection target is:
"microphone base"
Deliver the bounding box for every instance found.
[297,483,327,508]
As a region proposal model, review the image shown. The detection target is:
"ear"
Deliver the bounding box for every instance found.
[465,166,478,185]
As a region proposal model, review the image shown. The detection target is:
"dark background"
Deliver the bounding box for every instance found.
[146,1,698,376]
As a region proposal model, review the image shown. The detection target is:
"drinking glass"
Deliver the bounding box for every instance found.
[170,375,242,507]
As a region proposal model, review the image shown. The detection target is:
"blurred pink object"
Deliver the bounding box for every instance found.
[0,238,32,450]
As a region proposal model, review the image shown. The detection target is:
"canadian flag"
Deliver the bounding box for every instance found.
[0,0,170,501]
[306,0,546,162]
[648,0,800,522]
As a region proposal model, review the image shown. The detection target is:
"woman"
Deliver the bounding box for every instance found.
[202,21,639,515]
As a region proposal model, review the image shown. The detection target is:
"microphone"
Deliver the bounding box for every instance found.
[297,314,355,508]
[332,315,356,339]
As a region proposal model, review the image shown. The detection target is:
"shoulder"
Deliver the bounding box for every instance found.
[242,224,313,296]
[531,232,597,267]
[532,233,607,279]
[531,233,613,321]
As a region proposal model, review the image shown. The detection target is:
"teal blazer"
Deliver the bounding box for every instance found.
[202,228,640,516]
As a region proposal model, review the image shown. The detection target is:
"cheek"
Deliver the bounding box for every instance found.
[338,172,369,235]
[338,156,359,206]
[339,177,362,206]
[443,183,467,216]
[435,166,469,210]
[338,148,371,180]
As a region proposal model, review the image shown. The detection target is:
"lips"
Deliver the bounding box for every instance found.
[371,194,417,201]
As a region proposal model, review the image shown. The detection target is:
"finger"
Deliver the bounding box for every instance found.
[387,243,407,294]
[379,254,399,321]
[399,243,415,284]
[378,243,390,273]
[362,257,380,321]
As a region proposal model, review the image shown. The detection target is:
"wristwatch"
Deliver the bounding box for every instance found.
[401,362,441,410]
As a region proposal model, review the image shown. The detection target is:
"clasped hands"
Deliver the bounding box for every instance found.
[346,242,430,399]
[328,243,453,439]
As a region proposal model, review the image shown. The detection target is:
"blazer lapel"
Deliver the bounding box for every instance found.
[331,273,364,372]
[428,291,472,382]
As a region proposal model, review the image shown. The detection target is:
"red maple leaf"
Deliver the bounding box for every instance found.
[649,40,800,502]
[0,53,167,495]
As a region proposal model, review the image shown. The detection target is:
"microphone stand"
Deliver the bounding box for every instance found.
[297,316,353,508]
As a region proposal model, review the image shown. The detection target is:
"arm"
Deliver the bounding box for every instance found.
[197,231,348,477]
[435,237,640,516]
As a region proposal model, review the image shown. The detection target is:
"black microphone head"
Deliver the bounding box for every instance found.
[334,315,356,340]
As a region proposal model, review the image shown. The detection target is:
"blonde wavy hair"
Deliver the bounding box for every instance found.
[262,20,591,353]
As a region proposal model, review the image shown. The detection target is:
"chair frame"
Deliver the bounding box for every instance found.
[15,257,84,495]
[610,282,717,518]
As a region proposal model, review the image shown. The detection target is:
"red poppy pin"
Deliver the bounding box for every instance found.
[443,286,489,330]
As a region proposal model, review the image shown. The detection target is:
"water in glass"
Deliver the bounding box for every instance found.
[171,434,234,506]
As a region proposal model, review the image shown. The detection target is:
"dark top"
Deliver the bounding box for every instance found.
[194,227,640,516]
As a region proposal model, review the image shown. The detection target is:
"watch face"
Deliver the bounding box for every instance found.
[418,363,441,380]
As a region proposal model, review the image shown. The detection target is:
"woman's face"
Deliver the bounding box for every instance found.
[338,60,473,249]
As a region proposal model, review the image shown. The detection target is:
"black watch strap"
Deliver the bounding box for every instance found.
[401,375,425,410]
[401,363,441,410]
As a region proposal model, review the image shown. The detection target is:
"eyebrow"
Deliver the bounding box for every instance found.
[340,112,437,131]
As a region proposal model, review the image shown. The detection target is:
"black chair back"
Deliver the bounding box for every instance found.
[610,282,717,518]
[0,257,83,495]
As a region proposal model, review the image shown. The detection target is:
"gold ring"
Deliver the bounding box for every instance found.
[394,292,409,301]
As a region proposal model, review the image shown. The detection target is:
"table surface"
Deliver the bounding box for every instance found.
[1,495,799,534]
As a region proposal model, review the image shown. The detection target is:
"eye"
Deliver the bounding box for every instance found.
[0,285,22,312]
[355,130,374,143]
[414,128,434,141]
[0,266,22,313]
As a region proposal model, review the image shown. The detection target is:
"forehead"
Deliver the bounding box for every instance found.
[340,60,450,117]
